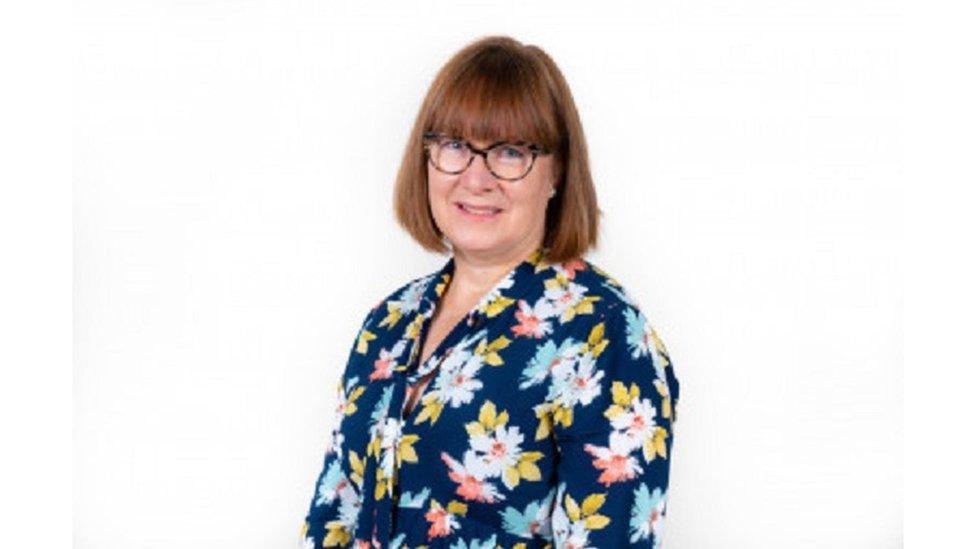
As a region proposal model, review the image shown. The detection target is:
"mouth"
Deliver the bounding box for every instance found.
[455,201,503,220]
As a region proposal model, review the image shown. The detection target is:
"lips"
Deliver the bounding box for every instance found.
[456,202,503,216]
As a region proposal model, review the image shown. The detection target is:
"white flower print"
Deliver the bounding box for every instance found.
[370,338,408,381]
[470,424,524,479]
[521,337,580,389]
[551,483,595,549]
[392,278,428,316]
[335,483,363,536]
[609,397,659,452]
[431,348,485,408]
[499,485,556,540]
[377,416,403,477]
[584,433,645,487]
[543,280,588,321]
[548,349,605,409]
[629,484,667,547]
[511,297,556,339]
[439,450,507,503]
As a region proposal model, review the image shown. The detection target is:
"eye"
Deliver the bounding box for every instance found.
[499,145,527,159]
[442,138,465,150]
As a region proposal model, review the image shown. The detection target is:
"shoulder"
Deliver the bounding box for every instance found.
[545,257,681,432]
[572,257,673,368]
[571,257,648,323]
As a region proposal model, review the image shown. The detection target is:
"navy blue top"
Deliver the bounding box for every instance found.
[301,245,680,548]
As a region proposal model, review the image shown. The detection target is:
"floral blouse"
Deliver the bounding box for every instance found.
[301,245,680,548]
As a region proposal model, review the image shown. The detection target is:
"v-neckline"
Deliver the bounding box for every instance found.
[400,245,550,422]
[402,307,452,416]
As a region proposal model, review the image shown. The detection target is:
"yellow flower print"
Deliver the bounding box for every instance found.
[474,334,511,367]
[380,301,405,330]
[581,321,610,358]
[644,426,669,462]
[653,379,672,420]
[564,491,611,531]
[435,273,450,297]
[356,328,377,354]
[342,384,366,417]
[404,312,425,343]
[470,400,509,433]
[348,450,365,488]
[602,381,668,463]
[397,433,420,467]
[482,294,517,318]
[413,392,445,425]
[543,273,602,324]
[423,497,466,540]
[322,518,352,547]
[532,401,555,441]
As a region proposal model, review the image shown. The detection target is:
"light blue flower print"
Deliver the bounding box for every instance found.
[370,384,394,424]
[397,487,430,509]
[629,483,667,546]
[449,534,497,549]
[623,306,648,359]
[314,458,345,506]
[520,336,581,389]
[500,486,556,539]
[623,306,666,381]
[389,532,407,549]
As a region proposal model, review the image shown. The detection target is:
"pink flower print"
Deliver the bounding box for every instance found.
[583,439,644,487]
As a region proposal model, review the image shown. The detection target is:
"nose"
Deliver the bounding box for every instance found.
[458,152,498,192]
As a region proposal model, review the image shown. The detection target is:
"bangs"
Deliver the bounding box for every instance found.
[426,50,562,150]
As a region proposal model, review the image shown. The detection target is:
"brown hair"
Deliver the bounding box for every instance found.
[392,35,601,264]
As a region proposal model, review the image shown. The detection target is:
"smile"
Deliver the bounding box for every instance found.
[456,202,503,219]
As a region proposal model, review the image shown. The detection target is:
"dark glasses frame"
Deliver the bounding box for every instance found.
[422,131,552,182]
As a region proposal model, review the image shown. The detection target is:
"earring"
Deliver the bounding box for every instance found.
[549,187,557,199]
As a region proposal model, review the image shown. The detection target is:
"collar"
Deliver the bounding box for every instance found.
[402,244,553,380]
[420,243,553,327]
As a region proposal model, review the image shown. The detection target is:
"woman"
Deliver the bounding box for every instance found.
[301,35,680,548]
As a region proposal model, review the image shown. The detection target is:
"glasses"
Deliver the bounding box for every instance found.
[422,132,552,182]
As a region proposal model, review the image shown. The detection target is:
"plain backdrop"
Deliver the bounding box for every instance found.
[74,1,901,548]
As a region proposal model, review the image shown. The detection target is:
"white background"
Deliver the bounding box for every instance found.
[73,1,901,548]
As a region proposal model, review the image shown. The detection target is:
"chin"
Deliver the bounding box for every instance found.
[445,233,508,253]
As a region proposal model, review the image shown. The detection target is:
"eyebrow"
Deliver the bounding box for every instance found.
[424,132,545,151]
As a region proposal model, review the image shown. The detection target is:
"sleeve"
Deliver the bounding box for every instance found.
[548,301,680,548]
[299,305,378,548]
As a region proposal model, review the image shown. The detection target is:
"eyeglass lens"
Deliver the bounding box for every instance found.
[428,137,534,180]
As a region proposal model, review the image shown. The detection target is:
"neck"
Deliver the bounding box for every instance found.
[449,238,543,300]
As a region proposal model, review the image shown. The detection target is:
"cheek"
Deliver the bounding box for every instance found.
[426,172,449,202]
[519,165,555,206]
[504,189,550,224]
[426,173,456,221]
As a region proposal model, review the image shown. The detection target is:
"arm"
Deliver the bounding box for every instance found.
[548,302,680,548]
[300,307,377,547]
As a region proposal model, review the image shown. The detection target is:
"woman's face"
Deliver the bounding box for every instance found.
[427,136,556,260]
